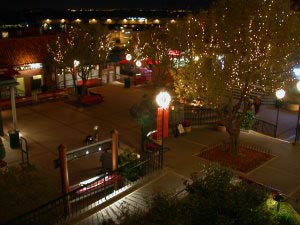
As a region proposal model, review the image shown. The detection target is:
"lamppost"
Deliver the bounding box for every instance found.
[125,54,132,61]
[294,81,300,144]
[156,91,171,167]
[73,60,80,92]
[275,89,286,137]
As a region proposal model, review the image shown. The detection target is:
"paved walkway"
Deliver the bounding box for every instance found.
[1,82,300,223]
[1,82,156,187]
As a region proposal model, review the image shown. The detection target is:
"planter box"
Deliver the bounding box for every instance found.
[217,125,226,132]
[184,126,192,133]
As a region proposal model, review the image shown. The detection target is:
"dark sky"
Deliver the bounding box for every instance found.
[3,0,211,10]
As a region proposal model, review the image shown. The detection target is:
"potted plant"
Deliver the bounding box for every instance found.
[216,121,226,132]
[0,138,7,173]
[182,120,192,133]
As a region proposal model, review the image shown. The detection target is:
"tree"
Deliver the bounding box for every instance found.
[130,94,157,152]
[170,0,300,153]
[48,24,111,96]
[125,28,174,87]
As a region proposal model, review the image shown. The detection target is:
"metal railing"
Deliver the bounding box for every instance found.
[170,106,219,127]
[20,137,29,166]
[252,118,277,138]
[5,148,162,225]
[66,139,112,162]
[276,126,297,141]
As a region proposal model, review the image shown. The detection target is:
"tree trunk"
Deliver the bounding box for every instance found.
[81,79,87,97]
[226,120,240,155]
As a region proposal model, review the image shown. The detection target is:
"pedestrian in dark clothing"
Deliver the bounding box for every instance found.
[254,96,262,115]
[100,149,112,173]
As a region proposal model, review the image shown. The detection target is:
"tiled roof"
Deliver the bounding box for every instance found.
[0,35,57,66]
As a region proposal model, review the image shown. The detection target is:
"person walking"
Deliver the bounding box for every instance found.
[254,96,262,115]
[99,148,112,173]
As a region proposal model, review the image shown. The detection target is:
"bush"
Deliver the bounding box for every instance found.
[118,148,140,181]
[275,213,299,225]
[241,110,255,130]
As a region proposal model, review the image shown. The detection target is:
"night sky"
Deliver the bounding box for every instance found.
[2,0,211,10]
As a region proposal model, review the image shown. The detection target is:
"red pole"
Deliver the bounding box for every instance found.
[58,144,71,214]
[111,129,118,171]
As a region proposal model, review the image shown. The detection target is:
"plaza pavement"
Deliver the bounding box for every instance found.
[2,82,157,187]
[1,82,300,222]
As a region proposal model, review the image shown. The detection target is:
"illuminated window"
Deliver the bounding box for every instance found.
[33,75,42,80]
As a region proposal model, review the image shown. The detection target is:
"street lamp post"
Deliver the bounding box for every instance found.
[156,91,171,168]
[275,89,286,138]
[294,81,300,144]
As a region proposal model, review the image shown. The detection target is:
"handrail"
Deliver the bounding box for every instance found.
[67,138,112,155]
[253,118,276,127]
[65,139,112,162]
[276,126,296,141]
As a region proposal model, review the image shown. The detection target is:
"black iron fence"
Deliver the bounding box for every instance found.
[5,145,162,225]
[252,118,277,138]
[170,106,219,128]
[170,106,282,141]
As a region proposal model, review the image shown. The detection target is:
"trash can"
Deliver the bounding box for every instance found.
[124,77,131,88]
[9,129,20,149]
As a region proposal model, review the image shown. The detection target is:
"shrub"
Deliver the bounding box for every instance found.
[241,110,255,130]
[275,213,299,225]
[118,148,140,181]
